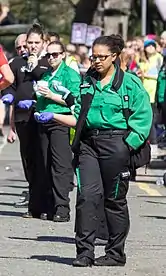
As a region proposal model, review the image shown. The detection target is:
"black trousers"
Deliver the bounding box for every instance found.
[38,121,73,216]
[95,195,109,240]
[158,102,166,125]
[149,103,157,144]
[15,118,40,213]
[75,132,130,263]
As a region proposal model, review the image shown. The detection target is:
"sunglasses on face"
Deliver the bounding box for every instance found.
[16,45,27,51]
[46,52,63,59]
[90,54,112,62]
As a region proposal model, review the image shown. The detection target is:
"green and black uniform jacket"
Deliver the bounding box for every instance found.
[74,68,152,150]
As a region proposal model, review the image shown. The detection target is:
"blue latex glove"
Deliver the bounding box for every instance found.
[35,112,54,123]
[1,94,14,104]
[17,100,36,109]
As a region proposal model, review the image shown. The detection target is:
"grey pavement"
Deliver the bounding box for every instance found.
[0,133,166,276]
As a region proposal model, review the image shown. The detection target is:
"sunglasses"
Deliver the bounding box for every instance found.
[16,45,27,51]
[46,52,63,59]
[89,54,112,62]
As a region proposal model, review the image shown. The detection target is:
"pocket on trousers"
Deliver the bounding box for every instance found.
[114,172,130,200]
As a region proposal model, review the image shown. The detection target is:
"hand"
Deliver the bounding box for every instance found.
[38,86,54,99]
[27,54,38,70]
[34,112,54,123]
[1,5,9,16]
[136,70,143,78]
[7,129,16,143]
[1,94,14,104]
[17,100,36,109]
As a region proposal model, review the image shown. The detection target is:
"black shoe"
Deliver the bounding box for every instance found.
[22,211,33,218]
[40,213,48,220]
[94,255,126,266]
[73,256,93,267]
[14,200,29,208]
[53,214,70,222]
[14,191,29,208]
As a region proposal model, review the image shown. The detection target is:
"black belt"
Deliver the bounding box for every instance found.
[82,128,126,137]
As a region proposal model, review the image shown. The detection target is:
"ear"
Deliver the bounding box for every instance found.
[62,52,66,59]
[112,53,117,62]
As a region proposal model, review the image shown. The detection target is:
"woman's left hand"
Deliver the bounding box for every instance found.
[38,86,54,99]
[34,112,54,123]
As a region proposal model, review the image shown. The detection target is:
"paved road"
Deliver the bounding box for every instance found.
[0,132,166,276]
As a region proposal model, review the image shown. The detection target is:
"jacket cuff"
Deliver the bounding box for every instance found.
[125,132,143,150]
[63,94,74,107]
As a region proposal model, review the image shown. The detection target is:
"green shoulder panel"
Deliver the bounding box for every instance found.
[123,72,150,103]
[125,71,145,90]
[62,64,81,98]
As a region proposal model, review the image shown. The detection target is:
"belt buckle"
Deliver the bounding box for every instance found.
[96,129,99,136]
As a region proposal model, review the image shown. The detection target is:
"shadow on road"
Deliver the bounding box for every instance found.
[0,210,23,217]
[6,179,27,183]
[137,173,163,178]
[0,202,15,207]
[141,215,166,220]
[30,255,74,265]
[148,160,166,169]
[135,179,157,184]
[0,255,74,265]
[146,200,166,205]
[8,235,75,244]
[5,184,27,189]
[0,192,21,196]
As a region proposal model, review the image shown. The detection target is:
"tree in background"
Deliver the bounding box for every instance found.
[10,0,75,34]
[5,0,166,40]
[72,0,99,24]
[128,0,164,38]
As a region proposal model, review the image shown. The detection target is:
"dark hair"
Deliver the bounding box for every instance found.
[47,41,65,53]
[47,31,60,41]
[93,35,125,56]
[27,22,44,40]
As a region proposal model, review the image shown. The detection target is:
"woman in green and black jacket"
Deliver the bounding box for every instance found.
[34,41,81,222]
[34,35,152,267]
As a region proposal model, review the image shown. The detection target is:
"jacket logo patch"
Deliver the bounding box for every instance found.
[20,66,27,72]
[80,83,91,88]
[40,66,48,69]
[123,95,129,102]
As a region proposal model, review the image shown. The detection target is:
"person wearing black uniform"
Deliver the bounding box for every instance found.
[36,35,152,267]
[1,23,50,218]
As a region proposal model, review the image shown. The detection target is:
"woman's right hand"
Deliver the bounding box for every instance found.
[136,69,144,79]
[7,129,16,143]
[38,86,54,99]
